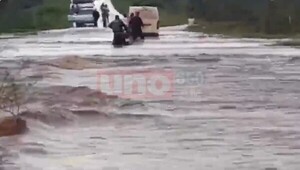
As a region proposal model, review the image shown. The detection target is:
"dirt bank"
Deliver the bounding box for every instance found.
[40,55,100,70]
[20,86,120,126]
[0,117,27,137]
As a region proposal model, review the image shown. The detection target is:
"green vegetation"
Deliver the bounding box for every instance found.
[188,20,300,39]
[1,0,300,37]
[187,0,300,36]
[112,0,300,37]
[276,40,300,47]
[111,0,188,26]
[0,0,70,33]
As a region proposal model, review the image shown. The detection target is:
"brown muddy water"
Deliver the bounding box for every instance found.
[1,26,300,170]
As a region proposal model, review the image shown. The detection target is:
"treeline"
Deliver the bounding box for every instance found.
[112,0,189,26]
[0,0,70,33]
[187,0,300,34]
[114,0,300,34]
[113,0,186,16]
[1,0,300,34]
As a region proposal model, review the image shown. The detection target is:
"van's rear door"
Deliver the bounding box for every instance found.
[138,7,159,33]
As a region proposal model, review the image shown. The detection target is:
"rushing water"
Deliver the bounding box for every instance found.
[1,25,300,170]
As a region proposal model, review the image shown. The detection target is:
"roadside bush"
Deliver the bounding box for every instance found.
[0,69,35,118]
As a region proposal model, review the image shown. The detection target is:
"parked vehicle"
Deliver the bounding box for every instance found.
[128,6,159,36]
[68,0,95,27]
[72,0,94,4]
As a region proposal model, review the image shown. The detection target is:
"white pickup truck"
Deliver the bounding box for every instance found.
[68,0,95,27]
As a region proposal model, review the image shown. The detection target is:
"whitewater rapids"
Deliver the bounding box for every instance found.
[1,1,300,169]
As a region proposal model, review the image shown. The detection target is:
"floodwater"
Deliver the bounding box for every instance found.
[1,25,300,170]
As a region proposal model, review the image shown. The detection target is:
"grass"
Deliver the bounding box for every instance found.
[1,0,188,34]
[159,11,187,27]
[1,0,298,40]
[111,0,300,39]
[275,40,300,47]
[111,0,188,27]
[188,19,300,39]
[0,0,70,34]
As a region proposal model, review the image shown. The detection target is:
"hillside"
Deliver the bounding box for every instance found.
[0,0,70,33]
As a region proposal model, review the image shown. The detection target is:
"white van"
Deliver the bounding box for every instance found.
[129,6,159,36]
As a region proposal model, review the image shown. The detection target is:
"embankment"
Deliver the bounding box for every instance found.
[188,19,300,39]
[0,55,148,137]
[0,117,27,137]
[0,85,119,138]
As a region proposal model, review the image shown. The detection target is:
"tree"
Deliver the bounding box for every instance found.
[0,69,35,118]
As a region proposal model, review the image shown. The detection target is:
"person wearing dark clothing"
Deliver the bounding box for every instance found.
[128,13,134,27]
[127,13,135,33]
[102,15,107,27]
[122,13,133,45]
[100,3,107,27]
[129,12,144,40]
[100,3,109,27]
[70,4,80,27]
[104,4,110,23]
[100,3,105,10]
[92,9,100,27]
[70,4,79,14]
[100,3,105,14]
[108,15,128,46]
[130,13,135,18]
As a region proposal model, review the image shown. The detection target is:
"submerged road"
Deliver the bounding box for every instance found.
[0,25,300,170]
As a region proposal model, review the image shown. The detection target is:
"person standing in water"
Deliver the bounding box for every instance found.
[122,13,133,45]
[122,14,129,25]
[104,4,110,23]
[128,13,134,29]
[129,12,144,40]
[100,3,107,27]
[128,13,134,28]
[127,13,135,38]
[92,8,100,27]
[100,3,105,12]
[108,15,128,45]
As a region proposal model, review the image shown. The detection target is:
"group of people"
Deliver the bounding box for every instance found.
[92,3,110,27]
[91,3,145,46]
[108,12,145,46]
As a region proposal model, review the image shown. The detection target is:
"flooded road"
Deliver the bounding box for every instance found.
[1,26,300,170]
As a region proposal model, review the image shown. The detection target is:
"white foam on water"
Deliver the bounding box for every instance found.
[1,1,300,169]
